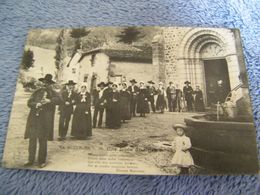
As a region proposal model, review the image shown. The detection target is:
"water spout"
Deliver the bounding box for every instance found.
[216,101,220,121]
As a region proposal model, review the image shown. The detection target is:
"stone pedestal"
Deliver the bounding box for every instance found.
[184,115,258,174]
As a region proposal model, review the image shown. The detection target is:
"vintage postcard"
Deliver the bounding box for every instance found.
[2,26,259,175]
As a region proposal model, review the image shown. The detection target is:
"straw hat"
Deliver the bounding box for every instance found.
[172,123,187,130]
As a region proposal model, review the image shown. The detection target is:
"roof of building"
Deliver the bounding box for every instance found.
[79,42,152,63]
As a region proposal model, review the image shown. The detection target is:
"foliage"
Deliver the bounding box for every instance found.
[70,28,91,54]
[116,27,145,44]
[21,49,34,70]
[70,28,90,39]
[83,35,106,51]
[54,29,65,70]
[19,71,37,90]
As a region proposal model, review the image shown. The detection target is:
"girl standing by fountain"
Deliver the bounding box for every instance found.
[171,124,194,174]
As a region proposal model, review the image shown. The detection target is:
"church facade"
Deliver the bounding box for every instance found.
[152,27,245,105]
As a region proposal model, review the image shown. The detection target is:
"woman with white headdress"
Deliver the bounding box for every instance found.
[156,82,167,113]
[119,82,131,122]
[71,83,92,139]
[136,81,149,117]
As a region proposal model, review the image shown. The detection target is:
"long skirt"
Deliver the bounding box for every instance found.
[106,102,121,129]
[194,99,205,112]
[156,95,166,111]
[71,104,92,138]
[137,98,149,114]
[120,97,131,120]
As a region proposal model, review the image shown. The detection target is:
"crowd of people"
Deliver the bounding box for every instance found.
[23,73,219,168]
[58,78,207,139]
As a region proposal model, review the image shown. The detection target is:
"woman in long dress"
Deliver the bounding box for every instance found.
[106,83,121,129]
[71,84,92,139]
[194,85,205,112]
[156,82,167,113]
[137,81,149,117]
[119,82,131,122]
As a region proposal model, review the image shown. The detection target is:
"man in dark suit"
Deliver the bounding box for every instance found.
[127,79,139,117]
[147,80,156,113]
[103,81,113,127]
[215,80,227,104]
[92,82,106,128]
[183,81,194,111]
[58,80,77,141]
[166,82,177,112]
[24,74,60,168]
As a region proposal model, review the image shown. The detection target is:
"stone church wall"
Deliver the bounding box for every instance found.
[152,27,243,104]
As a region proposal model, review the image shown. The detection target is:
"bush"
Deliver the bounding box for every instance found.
[19,71,37,91]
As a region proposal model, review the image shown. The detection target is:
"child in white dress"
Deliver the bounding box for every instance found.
[171,124,194,174]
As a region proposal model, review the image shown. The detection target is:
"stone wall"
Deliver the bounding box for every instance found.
[163,27,191,85]
[112,61,154,84]
[79,53,109,90]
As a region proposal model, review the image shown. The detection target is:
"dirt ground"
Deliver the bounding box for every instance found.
[2,90,198,175]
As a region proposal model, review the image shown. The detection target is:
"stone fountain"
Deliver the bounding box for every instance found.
[184,79,259,174]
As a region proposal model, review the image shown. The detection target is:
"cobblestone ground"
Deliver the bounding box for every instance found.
[2,92,199,175]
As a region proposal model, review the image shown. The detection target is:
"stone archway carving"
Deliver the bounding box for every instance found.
[179,29,227,84]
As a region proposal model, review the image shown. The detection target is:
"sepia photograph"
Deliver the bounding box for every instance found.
[2,26,259,175]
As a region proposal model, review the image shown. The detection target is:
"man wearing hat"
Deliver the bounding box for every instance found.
[128,79,139,117]
[147,80,156,113]
[183,81,194,111]
[103,81,113,99]
[58,80,77,140]
[92,82,106,128]
[24,74,60,168]
[166,81,177,112]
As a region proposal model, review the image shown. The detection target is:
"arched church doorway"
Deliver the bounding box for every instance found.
[204,59,231,105]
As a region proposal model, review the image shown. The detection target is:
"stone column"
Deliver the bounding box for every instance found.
[226,55,240,89]
[152,34,165,84]
[232,29,246,74]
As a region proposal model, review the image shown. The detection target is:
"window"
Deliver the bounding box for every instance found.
[91,54,96,67]
[72,68,76,74]
[83,74,88,82]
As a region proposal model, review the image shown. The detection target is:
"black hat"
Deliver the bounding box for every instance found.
[173,124,187,130]
[97,82,106,87]
[169,81,173,84]
[107,81,113,85]
[65,80,77,85]
[148,80,155,84]
[129,79,137,83]
[184,81,191,84]
[39,74,55,84]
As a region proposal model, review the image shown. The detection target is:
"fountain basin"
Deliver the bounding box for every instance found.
[184,114,258,174]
